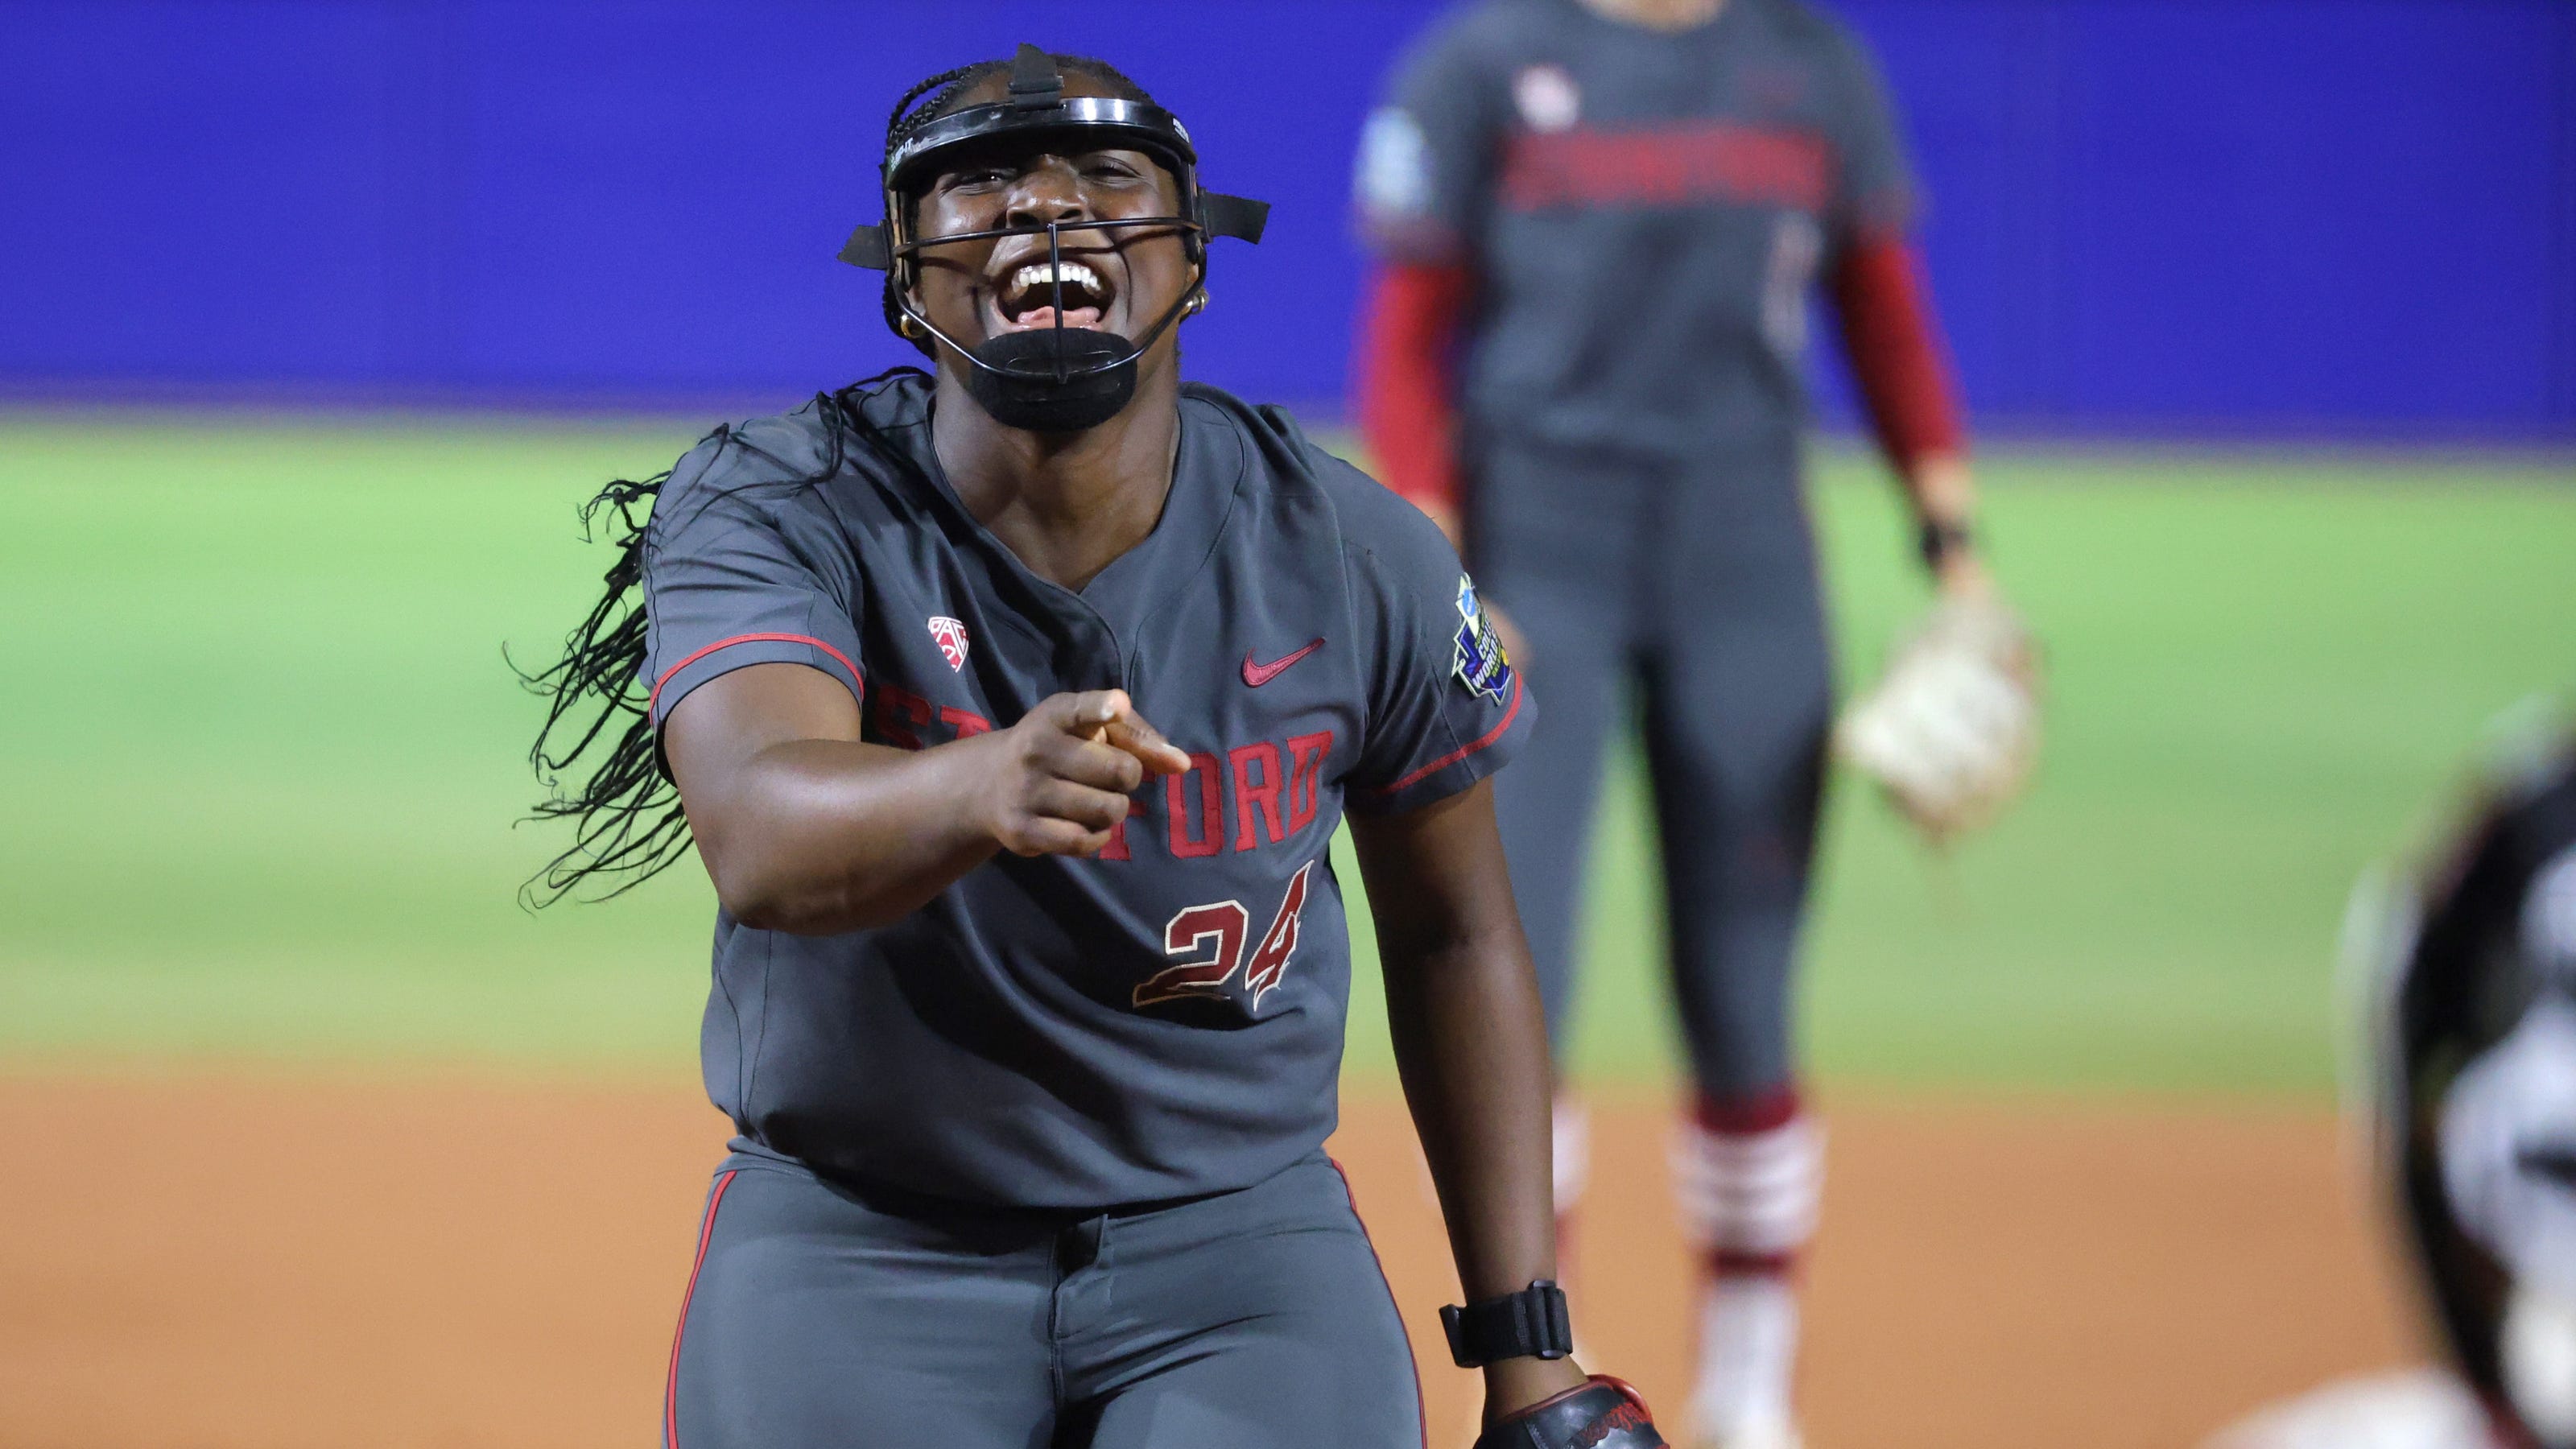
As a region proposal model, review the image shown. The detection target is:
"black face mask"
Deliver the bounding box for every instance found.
[963,326,1139,433]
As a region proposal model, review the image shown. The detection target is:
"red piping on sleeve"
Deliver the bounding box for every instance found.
[1355,261,1473,518]
[649,633,865,716]
[663,1168,738,1449]
[1363,671,1524,798]
[1827,229,1966,469]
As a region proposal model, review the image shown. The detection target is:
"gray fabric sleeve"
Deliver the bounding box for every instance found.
[1339,467,1533,814]
[639,437,867,732]
[1355,15,1498,263]
[1820,22,1918,240]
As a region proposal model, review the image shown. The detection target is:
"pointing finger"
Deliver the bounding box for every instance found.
[1103,709,1191,776]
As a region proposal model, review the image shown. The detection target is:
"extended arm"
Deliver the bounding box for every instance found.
[1350,778,1587,1423]
[664,663,1184,935]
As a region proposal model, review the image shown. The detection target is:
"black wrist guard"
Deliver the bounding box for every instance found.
[1918,517,1975,570]
[1440,1279,1572,1367]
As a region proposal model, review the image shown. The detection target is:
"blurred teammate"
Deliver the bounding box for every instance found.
[527,45,1667,1449]
[1354,2,2025,1444]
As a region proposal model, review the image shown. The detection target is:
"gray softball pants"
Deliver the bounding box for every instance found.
[663,1148,1424,1448]
[1469,431,1831,1101]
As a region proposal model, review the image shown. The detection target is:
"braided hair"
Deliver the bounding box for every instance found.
[521,53,1166,906]
[884,53,1157,171]
[516,377,896,906]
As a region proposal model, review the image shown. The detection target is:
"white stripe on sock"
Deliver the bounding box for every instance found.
[1670,1115,1824,1253]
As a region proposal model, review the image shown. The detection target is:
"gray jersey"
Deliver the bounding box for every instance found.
[641,374,1530,1210]
[1358,0,1916,460]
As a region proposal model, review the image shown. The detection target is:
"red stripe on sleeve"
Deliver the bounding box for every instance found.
[649,633,865,716]
[1354,261,1473,518]
[1363,671,1524,799]
[1827,229,1966,469]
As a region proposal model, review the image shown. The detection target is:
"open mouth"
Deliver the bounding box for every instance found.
[992,258,1114,333]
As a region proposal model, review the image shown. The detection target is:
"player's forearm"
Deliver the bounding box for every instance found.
[676,677,1168,933]
[1378,906,1587,1420]
[698,737,1002,935]
[1906,449,1973,521]
[1353,786,1558,1301]
[1826,231,1992,592]
[1380,927,1559,1300]
[1898,451,1995,594]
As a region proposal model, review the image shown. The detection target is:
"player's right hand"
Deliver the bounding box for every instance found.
[968,690,1190,858]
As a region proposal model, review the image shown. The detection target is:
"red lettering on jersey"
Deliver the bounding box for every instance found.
[1286,730,1333,836]
[870,682,933,750]
[1134,899,1250,1007]
[939,706,992,737]
[1166,751,1225,858]
[1501,122,1828,214]
[1099,799,1145,862]
[1241,860,1315,1007]
[1229,742,1285,852]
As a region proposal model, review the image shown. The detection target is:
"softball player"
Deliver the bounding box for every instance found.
[1354,3,2017,1445]
[2368,721,2576,1449]
[527,47,1670,1449]
[2220,718,2576,1449]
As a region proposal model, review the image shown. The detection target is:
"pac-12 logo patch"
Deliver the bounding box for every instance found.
[1451,574,1513,703]
[927,616,969,672]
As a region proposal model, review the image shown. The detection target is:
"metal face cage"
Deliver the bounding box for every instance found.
[837,52,1268,386]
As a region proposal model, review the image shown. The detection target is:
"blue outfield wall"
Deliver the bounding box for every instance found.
[0,0,2569,440]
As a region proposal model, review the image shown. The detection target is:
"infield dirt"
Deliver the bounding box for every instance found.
[0,1072,2413,1448]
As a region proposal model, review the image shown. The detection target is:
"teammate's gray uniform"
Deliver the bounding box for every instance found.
[643,374,1530,1447]
[1360,0,1914,1098]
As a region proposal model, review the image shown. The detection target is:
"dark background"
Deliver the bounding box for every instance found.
[2,0,2570,440]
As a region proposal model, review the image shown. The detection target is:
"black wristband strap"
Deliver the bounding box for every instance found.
[1440,1279,1573,1367]
[1918,517,1975,571]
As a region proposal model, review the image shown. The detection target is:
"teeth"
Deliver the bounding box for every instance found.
[1008,261,1104,303]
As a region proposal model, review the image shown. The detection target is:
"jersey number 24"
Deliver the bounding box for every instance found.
[1133,861,1316,1012]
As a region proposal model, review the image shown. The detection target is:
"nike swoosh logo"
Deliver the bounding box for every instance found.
[1242,638,1324,687]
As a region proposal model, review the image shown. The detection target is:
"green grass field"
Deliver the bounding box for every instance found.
[2,412,2567,1096]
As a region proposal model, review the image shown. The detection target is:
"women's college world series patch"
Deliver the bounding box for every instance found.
[1451,574,1513,703]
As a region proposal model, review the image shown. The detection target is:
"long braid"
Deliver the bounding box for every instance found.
[886,63,983,147]
[518,375,907,905]
[885,54,1158,162]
